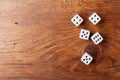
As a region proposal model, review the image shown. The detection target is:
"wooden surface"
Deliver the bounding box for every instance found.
[0,0,120,80]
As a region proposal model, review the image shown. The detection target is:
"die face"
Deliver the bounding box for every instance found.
[71,14,83,26]
[81,52,93,65]
[91,32,103,44]
[89,12,101,25]
[79,29,90,40]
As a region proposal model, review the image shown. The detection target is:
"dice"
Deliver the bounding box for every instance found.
[71,13,103,44]
[91,32,103,45]
[79,29,90,40]
[81,52,93,65]
[71,14,83,27]
[89,12,101,25]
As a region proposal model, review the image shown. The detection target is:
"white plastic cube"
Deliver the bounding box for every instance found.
[81,52,93,65]
[91,32,103,44]
[71,14,83,26]
[79,29,90,40]
[89,12,101,25]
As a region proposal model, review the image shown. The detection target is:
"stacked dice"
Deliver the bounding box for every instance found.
[71,12,103,65]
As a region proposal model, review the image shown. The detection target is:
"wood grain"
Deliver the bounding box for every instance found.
[0,0,120,80]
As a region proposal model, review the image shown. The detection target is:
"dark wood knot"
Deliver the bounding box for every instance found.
[84,44,100,59]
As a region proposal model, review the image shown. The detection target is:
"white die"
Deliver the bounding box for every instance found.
[91,32,103,45]
[89,12,101,25]
[81,52,93,65]
[71,14,84,26]
[79,29,90,40]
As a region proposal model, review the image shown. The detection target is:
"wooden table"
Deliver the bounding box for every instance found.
[0,0,120,80]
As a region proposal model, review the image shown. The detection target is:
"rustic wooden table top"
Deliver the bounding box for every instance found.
[0,0,120,80]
